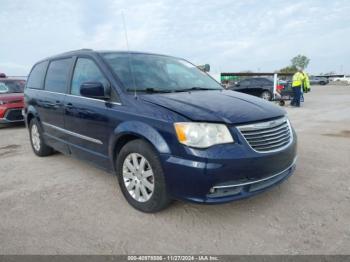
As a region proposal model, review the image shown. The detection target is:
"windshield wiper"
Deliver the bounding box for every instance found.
[126,88,173,93]
[174,87,221,92]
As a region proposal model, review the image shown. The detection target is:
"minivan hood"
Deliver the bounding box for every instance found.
[140,90,285,124]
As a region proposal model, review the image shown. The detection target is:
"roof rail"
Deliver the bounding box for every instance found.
[58,48,93,56]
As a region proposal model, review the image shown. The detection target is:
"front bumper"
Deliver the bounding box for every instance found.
[161,128,297,204]
[205,157,296,202]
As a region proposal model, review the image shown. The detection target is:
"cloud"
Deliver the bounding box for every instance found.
[0,0,350,75]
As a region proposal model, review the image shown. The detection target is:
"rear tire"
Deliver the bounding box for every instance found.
[29,118,54,157]
[116,139,171,213]
[260,90,272,101]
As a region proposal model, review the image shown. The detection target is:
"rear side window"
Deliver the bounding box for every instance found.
[26,61,48,89]
[249,79,259,85]
[261,79,273,85]
[45,58,72,93]
[240,79,250,86]
[251,79,267,85]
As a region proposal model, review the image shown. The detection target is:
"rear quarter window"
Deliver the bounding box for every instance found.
[44,58,72,93]
[26,61,48,89]
[261,79,273,85]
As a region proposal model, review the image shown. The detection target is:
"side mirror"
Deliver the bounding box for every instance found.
[197,64,210,72]
[203,64,210,72]
[80,82,110,100]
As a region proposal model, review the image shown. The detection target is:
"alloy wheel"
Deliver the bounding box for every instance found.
[31,124,41,151]
[122,153,155,202]
[261,92,272,100]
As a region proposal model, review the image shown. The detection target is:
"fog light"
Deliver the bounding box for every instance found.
[209,187,216,193]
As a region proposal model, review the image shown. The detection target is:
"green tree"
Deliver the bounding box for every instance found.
[279,65,298,74]
[291,55,310,70]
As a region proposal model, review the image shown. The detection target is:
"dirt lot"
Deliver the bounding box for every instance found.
[0,85,349,255]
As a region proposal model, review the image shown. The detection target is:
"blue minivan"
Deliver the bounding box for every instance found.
[24,49,297,212]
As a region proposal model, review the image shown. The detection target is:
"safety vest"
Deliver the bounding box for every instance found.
[292,72,305,87]
[302,72,310,92]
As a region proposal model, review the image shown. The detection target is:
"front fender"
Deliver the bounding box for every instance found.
[108,120,171,159]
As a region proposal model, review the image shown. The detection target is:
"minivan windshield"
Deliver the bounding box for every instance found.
[101,53,222,93]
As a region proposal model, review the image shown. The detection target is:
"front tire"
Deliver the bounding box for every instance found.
[29,118,54,157]
[116,139,171,213]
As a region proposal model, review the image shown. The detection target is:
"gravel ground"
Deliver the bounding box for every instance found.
[0,85,349,255]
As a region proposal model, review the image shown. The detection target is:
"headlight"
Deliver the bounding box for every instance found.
[174,122,234,148]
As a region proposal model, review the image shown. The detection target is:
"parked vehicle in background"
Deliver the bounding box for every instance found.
[227,77,289,101]
[228,77,274,100]
[24,49,297,213]
[309,76,329,85]
[0,77,26,125]
[331,76,350,84]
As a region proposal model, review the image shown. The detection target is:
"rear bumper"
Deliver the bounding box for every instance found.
[0,108,24,124]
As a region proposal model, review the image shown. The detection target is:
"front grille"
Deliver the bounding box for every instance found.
[237,117,292,153]
[5,109,23,121]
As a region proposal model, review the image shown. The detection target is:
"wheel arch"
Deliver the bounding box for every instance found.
[26,105,41,126]
[109,121,171,172]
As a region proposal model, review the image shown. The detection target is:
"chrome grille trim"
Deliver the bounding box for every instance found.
[250,135,291,146]
[243,125,289,136]
[248,132,290,143]
[237,116,293,153]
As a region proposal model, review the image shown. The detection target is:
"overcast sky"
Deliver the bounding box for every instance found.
[1,0,350,76]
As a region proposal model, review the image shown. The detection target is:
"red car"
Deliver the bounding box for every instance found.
[0,77,26,125]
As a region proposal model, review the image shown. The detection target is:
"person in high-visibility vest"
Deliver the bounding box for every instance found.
[302,71,311,93]
[291,68,306,107]
[300,71,310,103]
